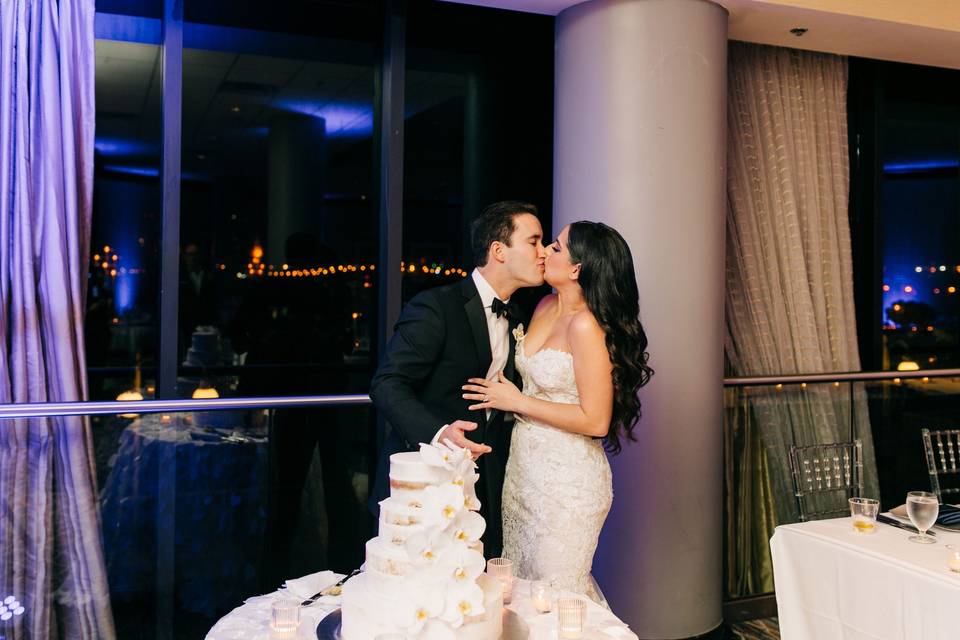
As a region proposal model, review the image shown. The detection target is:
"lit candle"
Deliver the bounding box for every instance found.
[557,597,586,639]
[947,545,960,573]
[487,558,514,604]
[270,597,300,640]
[269,622,298,640]
[533,593,551,613]
[530,580,553,613]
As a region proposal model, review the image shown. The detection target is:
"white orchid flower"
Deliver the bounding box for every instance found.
[419,619,457,640]
[439,581,486,628]
[405,529,453,573]
[393,588,445,635]
[462,471,481,511]
[450,510,486,545]
[420,483,466,527]
[440,544,486,585]
[420,442,455,471]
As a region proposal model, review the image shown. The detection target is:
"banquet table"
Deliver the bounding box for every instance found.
[205,572,639,640]
[100,412,267,617]
[770,517,960,640]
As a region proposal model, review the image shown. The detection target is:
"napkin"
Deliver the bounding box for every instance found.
[283,570,341,602]
[890,502,960,530]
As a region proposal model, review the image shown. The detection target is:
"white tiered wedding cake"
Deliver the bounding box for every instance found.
[341,442,503,640]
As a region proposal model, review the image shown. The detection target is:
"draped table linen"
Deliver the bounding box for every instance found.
[205,575,638,640]
[771,518,960,640]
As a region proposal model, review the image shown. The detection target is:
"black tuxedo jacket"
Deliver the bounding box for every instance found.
[369,276,522,558]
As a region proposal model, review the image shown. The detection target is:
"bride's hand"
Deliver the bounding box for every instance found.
[463,372,522,412]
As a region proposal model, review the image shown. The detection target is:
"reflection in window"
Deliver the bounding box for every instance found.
[402,2,555,309]
[879,63,960,371]
[177,21,378,399]
[90,15,162,402]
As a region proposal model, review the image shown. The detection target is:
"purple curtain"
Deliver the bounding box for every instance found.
[0,1,114,638]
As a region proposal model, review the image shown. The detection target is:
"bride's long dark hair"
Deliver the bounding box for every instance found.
[567,221,653,454]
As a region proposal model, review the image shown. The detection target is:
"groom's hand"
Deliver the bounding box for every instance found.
[439,420,492,459]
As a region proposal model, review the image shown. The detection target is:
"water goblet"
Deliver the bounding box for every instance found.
[906,490,939,544]
[848,497,879,533]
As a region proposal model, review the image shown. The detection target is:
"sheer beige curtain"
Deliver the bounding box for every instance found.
[724,42,879,597]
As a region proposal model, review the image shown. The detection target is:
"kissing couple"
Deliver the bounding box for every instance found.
[370,201,653,602]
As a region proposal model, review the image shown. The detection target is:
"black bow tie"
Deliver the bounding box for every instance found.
[491,298,513,319]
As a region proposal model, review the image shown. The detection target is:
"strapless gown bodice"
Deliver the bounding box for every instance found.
[501,332,612,600]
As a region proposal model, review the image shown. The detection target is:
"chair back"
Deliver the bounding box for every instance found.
[921,428,960,503]
[787,440,863,522]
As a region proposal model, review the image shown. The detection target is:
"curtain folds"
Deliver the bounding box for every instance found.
[0,1,114,637]
[724,42,879,597]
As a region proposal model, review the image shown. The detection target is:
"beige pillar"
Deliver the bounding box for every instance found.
[554,1,728,637]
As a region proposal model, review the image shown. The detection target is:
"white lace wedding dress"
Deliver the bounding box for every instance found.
[501,329,613,603]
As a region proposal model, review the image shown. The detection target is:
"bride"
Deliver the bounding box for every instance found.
[462,220,653,601]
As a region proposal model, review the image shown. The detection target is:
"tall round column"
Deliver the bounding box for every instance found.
[554,1,727,637]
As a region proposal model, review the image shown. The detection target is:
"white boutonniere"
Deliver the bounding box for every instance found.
[512,323,525,342]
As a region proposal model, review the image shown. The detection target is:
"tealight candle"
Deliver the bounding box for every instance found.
[557,597,586,639]
[487,558,514,604]
[947,545,960,573]
[270,597,300,640]
[530,580,553,613]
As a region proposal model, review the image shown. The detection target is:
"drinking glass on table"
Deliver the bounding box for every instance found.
[906,490,939,544]
[848,497,879,533]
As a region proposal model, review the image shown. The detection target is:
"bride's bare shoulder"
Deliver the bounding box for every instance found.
[532,293,559,318]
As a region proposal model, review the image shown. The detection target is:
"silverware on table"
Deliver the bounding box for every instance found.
[876,513,936,537]
[300,569,361,606]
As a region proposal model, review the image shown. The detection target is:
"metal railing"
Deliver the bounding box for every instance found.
[723,367,960,387]
[0,394,371,419]
[1,366,958,419]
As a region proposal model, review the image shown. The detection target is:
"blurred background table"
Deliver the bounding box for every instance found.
[771,517,960,640]
[100,412,267,618]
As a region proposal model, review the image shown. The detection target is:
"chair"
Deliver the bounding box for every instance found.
[921,428,960,503]
[787,440,863,522]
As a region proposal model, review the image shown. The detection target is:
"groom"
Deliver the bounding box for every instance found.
[369,201,546,559]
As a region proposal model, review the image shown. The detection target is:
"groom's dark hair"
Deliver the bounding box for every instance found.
[470,201,539,267]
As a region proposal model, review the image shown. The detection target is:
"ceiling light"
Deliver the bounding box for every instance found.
[790,27,808,36]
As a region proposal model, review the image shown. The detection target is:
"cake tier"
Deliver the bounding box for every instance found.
[378,498,426,545]
[388,452,443,506]
[364,537,411,576]
[341,572,503,640]
[365,537,484,581]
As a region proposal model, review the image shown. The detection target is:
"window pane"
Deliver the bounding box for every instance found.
[402,2,554,307]
[177,3,380,398]
[879,63,960,371]
[89,2,164,401]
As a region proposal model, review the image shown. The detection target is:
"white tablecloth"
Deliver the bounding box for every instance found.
[205,574,638,640]
[771,517,960,640]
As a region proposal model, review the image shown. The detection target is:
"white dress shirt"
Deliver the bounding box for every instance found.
[433,268,512,442]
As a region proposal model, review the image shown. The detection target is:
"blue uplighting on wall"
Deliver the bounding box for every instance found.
[884,160,960,174]
[95,138,157,158]
[272,100,374,138]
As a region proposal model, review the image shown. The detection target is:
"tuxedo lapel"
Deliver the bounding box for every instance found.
[461,278,493,376]
[504,315,518,384]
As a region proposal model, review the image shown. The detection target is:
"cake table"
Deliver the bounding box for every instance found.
[205,575,638,640]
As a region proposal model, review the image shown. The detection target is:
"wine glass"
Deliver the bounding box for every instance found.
[906,490,939,544]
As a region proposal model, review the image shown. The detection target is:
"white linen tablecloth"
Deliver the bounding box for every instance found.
[771,517,960,640]
[205,573,637,640]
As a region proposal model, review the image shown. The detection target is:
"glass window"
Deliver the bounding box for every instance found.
[89,1,163,401]
[879,63,960,371]
[402,2,555,308]
[176,2,381,399]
